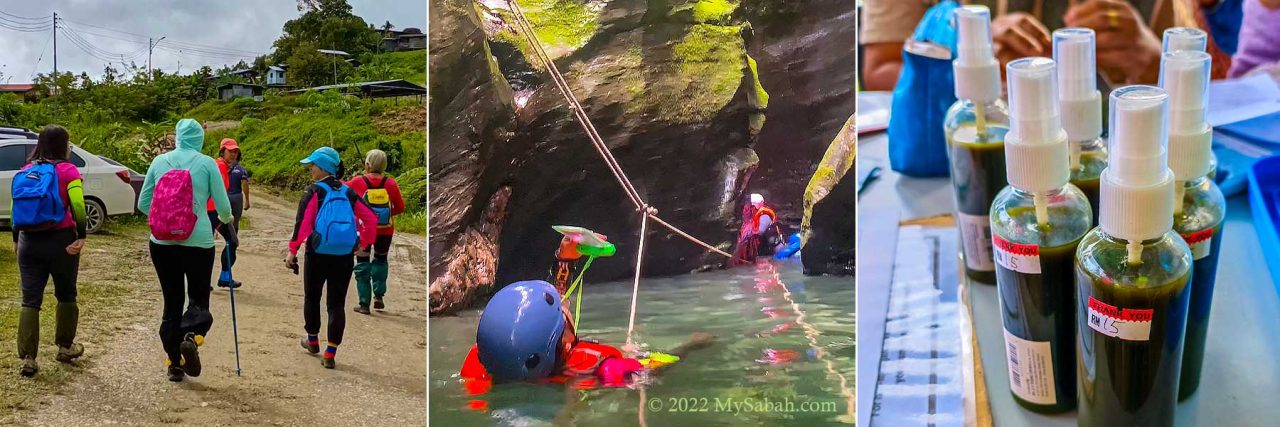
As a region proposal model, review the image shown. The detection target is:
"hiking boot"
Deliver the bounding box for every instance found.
[180,333,202,377]
[373,297,385,310]
[321,357,336,369]
[168,366,185,382]
[56,343,85,363]
[301,337,320,354]
[19,357,38,378]
[354,305,371,315]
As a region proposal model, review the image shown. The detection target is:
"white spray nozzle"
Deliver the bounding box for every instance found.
[955,6,995,66]
[1054,28,1097,101]
[1161,50,1214,180]
[1100,85,1174,243]
[953,6,1002,102]
[1054,28,1103,143]
[1163,27,1207,53]
[1160,51,1211,136]
[1008,58,1062,144]
[1108,86,1170,185]
[1005,57,1069,192]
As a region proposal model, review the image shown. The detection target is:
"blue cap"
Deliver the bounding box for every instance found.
[301,147,340,174]
[476,280,566,382]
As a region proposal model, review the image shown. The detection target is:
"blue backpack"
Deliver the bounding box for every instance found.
[888,0,960,177]
[11,161,66,230]
[312,182,359,255]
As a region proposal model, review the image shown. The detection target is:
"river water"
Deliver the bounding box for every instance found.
[429,258,855,426]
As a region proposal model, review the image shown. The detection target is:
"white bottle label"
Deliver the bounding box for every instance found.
[1002,329,1057,405]
[957,212,995,272]
[1181,229,1214,261]
[1087,296,1154,341]
[993,235,1042,274]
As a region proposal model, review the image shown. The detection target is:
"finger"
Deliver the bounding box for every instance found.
[1065,0,1129,23]
[1018,17,1052,50]
[1002,23,1047,56]
[994,24,1037,57]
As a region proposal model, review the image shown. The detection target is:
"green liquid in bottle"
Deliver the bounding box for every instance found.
[1076,231,1192,427]
[1172,176,1227,400]
[1070,150,1107,224]
[947,124,1008,284]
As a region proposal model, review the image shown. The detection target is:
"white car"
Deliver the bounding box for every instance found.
[0,139,139,233]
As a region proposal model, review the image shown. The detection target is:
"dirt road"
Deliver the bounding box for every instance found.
[10,192,426,426]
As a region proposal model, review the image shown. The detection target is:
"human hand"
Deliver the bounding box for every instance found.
[1065,0,1162,83]
[992,12,1052,68]
[66,239,85,255]
[244,200,251,210]
[285,254,298,272]
[355,247,370,258]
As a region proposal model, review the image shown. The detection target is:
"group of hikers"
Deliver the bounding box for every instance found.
[460,193,782,389]
[11,119,406,381]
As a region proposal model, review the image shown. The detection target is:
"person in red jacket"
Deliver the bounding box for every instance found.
[733,193,778,264]
[210,138,241,289]
[344,149,406,314]
[459,280,715,392]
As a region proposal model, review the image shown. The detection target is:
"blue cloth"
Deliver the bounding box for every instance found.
[301,147,340,175]
[887,0,960,177]
[227,162,249,195]
[1204,0,1244,55]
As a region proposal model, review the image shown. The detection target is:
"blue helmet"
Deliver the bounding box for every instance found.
[476,280,566,382]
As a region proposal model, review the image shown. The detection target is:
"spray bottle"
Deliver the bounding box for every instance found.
[990,57,1092,413]
[1162,27,1218,180]
[944,5,1009,283]
[1160,50,1225,401]
[1054,28,1106,223]
[1076,86,1192,427]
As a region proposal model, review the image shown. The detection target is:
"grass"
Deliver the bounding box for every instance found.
[0,220,148,419]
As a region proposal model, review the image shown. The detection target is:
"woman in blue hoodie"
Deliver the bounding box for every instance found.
[137,118,233,382]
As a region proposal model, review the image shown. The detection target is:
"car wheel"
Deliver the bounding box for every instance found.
[86,198,106,234]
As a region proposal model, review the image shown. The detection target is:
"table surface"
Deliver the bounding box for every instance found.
[858,132,1280,426]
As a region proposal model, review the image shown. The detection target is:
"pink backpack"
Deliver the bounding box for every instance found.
[148,159,197,241]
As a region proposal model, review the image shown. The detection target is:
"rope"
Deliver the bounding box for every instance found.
[563,256,596,326]
[625,211,650,347]
[764,262,856,420]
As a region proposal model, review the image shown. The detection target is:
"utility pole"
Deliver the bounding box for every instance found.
[148,36,166,81]
[52,12,57,78]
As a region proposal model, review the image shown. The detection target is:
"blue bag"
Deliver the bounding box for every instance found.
[888,0,961,177]
[312,182,359,255]
[11,161,66,230]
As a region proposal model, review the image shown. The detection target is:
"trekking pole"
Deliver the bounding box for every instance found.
[226,250,243,376]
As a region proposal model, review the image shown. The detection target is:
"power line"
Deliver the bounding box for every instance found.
[0,10,51,22]
[58,16,266,56]
[29,30,51,79]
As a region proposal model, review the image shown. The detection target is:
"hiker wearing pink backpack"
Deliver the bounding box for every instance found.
[137,118,232,383]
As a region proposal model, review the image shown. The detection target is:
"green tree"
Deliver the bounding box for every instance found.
[272,0,378,68]
[286,42,352,87]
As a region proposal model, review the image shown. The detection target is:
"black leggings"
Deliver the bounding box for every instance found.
[18,228,80,308]
[356,234,393,264]
[209,211,239,273]
[150,242,215,365]
[303,251,353,345]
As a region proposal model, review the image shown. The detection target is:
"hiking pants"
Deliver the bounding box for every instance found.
[209,211,239,274]
[18,228,80,308]
[151,242,215,365]
[303,251,354,345]
[17,228,81,358]
[228,192,244,231]
[355,234,393,306]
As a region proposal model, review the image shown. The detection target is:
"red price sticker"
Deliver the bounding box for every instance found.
[993,235,1041,274]
[1087,296,1153,341]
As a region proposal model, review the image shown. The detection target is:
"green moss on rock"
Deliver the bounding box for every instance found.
[692,0,738,23]
[668,23,745,123]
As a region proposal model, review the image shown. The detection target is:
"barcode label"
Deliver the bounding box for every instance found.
[1087,296,1154,341]
[1002,329,1057,405]
[1181,229,1215,261]
[957,213,995,272]
[993,235,1042,274]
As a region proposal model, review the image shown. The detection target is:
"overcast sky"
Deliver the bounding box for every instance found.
[0,0,425,83]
